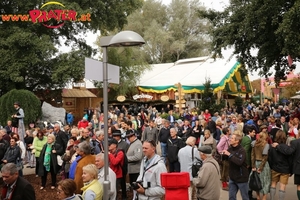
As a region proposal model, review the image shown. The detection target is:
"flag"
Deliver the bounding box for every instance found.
[288,55,293,67]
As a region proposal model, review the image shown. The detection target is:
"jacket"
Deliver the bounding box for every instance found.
[136,154,167,200]
[268,145,292,174]
[98,167,116,200]
[202,135,217,155]
[158,126,171,143]
[109,150,124,178]
[141,126,159,143]
[74,154,96,194]
[217,135,230,153]
[81,179,103,200]
[118,140,129,152]
[193,156,220,200]
[127,138,143,174]
[228,144,249,183]
[2,145,21,164]
[54,130,68,151]
[276,139,300,175]
[38,142,64,176]
[2,176,36,200]
[178,145,201,181]
[0,139,8,161]
[167,136,185,163]
[241,135,252,166]
[32,136,47,157]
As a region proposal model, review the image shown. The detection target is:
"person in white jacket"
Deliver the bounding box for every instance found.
[135,140,167,200]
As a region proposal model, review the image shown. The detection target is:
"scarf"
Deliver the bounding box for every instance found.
[44,143,52,171]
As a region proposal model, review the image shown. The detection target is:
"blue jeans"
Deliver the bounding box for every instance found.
[160,142,167,163]
[229,179,249,200]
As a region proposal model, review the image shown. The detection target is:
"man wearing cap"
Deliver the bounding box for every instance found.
[193,145,220,200]
[12,102,25,142]
[108,138,127,200]
[126,129,143,200]
[112,129,129,152]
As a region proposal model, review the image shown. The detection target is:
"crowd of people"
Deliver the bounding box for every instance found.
[1,102,300,200]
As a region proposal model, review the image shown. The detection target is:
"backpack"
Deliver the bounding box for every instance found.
[115,149,128,177]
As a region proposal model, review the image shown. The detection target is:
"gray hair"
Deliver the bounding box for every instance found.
[1,128,7,134]
[95,130,104,137]
[186,136,196,146]
[77,141,91,155]
[96,152,104,160]
[1,163,18,174]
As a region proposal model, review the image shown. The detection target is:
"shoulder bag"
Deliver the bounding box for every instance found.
[192,147,203,177]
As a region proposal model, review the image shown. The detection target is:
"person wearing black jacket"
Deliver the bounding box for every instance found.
[53,123,68,151]
[0,132,9,161]
[177,120,192,142]
[158,120,171,163]
[222,133,249,200]
[268,130,292,200]
[167,128,185,172]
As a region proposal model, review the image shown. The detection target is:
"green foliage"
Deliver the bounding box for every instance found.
[124,0,212,64]
[198,78,225,113]
[0,0,143,94]
[234,96,243,107]
[160,113,180,120]
[199,0,300,84]
[0,89,42,126]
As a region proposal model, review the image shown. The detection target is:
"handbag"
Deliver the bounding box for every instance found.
[57,155,63,166]
[249,171,262,191]
[213,151,223,165]
[192,147,203,177]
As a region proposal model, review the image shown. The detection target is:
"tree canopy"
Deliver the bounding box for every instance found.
[199,0,300,83]
[0,0,143,95]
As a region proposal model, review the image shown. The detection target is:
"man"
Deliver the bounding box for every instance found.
[126,129,143,200]
[222,133,249,200]
[53,123,68,151]
[90,130,105,154]
[241,126,256,200]
[0,130,9,161]
[4,120,13,135]
[167,110,175,125]
[95,153,116,200]
[178,136,200,200]
[135,140,167,200]
[280,116,289,136]
[216,127,231,190]
[158,120,171,163]
[80,128,91,144]
[207,116,217,137]
[203,109,211,122]
[74,141,95,194]
[273,138,300,199]
[12,101,25,142]
[229,116,238,134]
[0,128,11,143]
[193,146,220,200]
[141,120,159,143]
[1,163,36,200]
[167,128,185,172]
[66,111,74,126]
[112,129,129,152]
[177,119,192,142]
[108,138,127,200]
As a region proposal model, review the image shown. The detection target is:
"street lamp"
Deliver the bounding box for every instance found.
[100,31,145,200]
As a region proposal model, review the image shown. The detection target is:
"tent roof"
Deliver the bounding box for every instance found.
[138,50,253,94]
[62,89,97,98]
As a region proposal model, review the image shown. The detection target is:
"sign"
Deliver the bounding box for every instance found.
[117,95,126,102]
[160,95,169,102]
[85,57,120,84]
[1,1,91,28]
[133,94,153,100]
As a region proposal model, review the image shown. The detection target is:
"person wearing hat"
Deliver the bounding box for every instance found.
[112,129,129,152]
[12,101,25,143]
[126,129,143,200]
[192,145,220,200]
[108,138,127,200]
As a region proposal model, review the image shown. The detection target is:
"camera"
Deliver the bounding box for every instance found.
[131,181,143,190]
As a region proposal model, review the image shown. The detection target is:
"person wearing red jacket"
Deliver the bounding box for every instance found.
[77,117,89,129]
[108,138,126,200]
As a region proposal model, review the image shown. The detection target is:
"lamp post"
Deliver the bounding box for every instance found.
[100,31,145,200]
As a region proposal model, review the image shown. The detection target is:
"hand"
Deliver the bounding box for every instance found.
[222,150,230,156]
[272,143,279,148]
[252,168,256,171]
[2,160,7,164]
[52,150,56,153]
[257,168,261,173]
[136,183,145,194]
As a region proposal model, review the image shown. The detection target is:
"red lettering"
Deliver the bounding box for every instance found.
[29,10,41,23]
[1,15,11,21]
[54,10,63,20]
[19,15,29,21]
[47,10,58,20]
[67,10,77,21]
[61,10,68,21]
[10,15,19,21]
[38,11,48,22]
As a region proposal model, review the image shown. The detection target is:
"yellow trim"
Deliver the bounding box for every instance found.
[181,88,203,94]
[138,87,177,93]
[41,1,65,8]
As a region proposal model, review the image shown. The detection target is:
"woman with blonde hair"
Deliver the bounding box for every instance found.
[81,164,103,200]
[251,132,271,200]
[202,129,217,154]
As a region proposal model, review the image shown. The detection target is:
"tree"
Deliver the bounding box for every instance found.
[199,0,300,83]
[0,0,143,95]
[124,0,211,64]
[0,89,42,126]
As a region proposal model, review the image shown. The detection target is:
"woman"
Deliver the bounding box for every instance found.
[251,132,271,200]
[214,120,223,143]
[62,136,77,179]
[81,164,103,200]
[1,138,22,173]
[57,179,82,200]
[286,119,298,145]
[24,129,35,168]
[38,134,63,190]
[91,114,99,130]
[33,130,47,176]
[192,119,202,146]
[202,129,216,154]
[268,130,291,200]
[11,133,26,162]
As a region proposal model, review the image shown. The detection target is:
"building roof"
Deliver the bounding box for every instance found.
[62,89,97,98]
[137,50,253,94]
